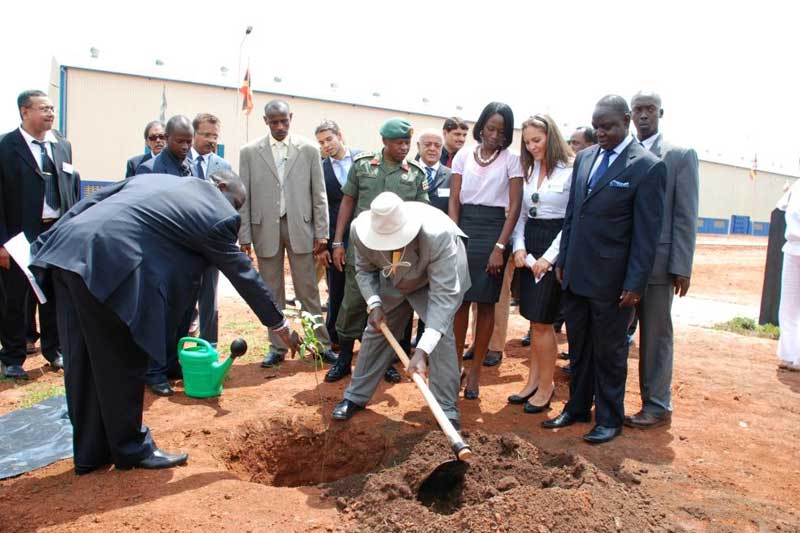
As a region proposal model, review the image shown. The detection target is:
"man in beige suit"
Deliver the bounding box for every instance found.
[239,99,337,366]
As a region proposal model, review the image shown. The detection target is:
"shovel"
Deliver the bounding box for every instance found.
[378,322,472,498]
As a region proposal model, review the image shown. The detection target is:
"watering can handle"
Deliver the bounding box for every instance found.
[379,322,473,462]
[177,337,214,353]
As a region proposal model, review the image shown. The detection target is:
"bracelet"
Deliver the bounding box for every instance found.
[494,242,506,251]
[332,242,344,248]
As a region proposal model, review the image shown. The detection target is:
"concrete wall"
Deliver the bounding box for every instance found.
[54,66,795,223]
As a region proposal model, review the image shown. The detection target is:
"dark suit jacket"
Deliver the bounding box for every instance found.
[647,136,699,284]
[322,148,361,244]
[558,140,667,300]
[427,165,453,214]
[125,152,153,178]
[201,152,232,178]
[0,128,81,244]
[135,150,195,177]
[31,175,284,365]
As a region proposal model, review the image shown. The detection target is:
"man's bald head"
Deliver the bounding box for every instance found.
[164,115,194,160]
[631,91,664,141]
[591,95,631,150]
[209,169,247,211]
[263,100,292,141]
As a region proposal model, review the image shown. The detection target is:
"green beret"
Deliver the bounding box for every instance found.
[380,118,413,139]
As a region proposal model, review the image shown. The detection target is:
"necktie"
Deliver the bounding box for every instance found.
[179,160,192,177]
[32,140,61,210]
[587,150,612,192]
[425,166,435,189]
[196,155,205,180]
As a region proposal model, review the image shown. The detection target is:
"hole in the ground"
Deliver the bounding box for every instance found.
[223,417,387,487]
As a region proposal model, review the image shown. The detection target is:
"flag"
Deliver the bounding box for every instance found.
[159,85,167,123]
[240,67,253,115]
[749,153,758,181]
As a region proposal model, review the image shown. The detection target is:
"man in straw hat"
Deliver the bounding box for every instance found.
[331,192,470,428]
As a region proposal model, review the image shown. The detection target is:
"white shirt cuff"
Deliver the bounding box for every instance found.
[366,295,382,312]
[512,235,526,253]
[416,328,442,355]
[542,247,558,265]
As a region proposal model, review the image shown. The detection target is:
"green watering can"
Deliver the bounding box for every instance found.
[177,337,247,398]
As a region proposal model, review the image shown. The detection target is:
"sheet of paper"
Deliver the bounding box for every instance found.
[525,253,547,284]
[3,233,47,304]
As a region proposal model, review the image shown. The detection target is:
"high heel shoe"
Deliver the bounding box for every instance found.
[507,388,537,405]
[523,391,554,414]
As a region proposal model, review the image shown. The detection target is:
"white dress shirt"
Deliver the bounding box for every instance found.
[18,127,61,219]
[511,160,572,264]
[640,132,661,153]
[270,134,289,216]
[589,134,635,178]
[331,148,354,188]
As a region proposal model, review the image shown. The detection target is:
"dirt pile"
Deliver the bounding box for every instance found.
[327,431,672,533]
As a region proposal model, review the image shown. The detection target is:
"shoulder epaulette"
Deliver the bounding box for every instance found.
[407,159,425,173]
[353,151,375,161]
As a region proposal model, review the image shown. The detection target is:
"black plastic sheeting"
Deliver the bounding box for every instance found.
[0,395,73,479]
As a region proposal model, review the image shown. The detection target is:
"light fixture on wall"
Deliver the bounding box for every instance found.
[89,47,99,59]
[455,105,463,111]
[422,97,430,104]
[273,76,282,83]
[155,59,164,66]
[220,66,229,76]
[330,82,338,89]
[372,92,381,97]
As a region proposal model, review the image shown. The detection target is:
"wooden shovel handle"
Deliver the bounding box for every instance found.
[379,322,473,461]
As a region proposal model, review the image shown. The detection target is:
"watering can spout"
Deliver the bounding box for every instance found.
[211,338,248,389]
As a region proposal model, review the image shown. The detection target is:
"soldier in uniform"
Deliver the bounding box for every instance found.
[325,118,429,383]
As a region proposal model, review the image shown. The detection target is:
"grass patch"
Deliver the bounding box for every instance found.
[713,316,780,340]
[20,384,65,408]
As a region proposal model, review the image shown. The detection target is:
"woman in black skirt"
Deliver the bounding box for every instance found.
[449,102,523,399]
[508,114,573,413]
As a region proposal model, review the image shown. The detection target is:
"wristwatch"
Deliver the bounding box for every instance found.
[332,242,345,248]
[494,242,506,251]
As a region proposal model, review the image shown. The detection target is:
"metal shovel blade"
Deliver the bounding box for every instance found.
[416,459,469,507]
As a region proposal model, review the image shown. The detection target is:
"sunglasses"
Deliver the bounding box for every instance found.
[529,192,540,217]
[148,134,166,141]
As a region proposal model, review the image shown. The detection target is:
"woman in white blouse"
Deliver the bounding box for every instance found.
[779,179,800,371]
[509,114,574,412]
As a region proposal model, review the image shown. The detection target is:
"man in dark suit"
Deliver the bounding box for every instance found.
[0,90,80,379]
[124,120,166,178]
[441,117,469,168]
[135,114,197,394]
[31,171,299,474]
[189,113,233,349]
[135,115,195,177]
[625,91,699,429]
[543,95,666,444]
[314,120,361,364]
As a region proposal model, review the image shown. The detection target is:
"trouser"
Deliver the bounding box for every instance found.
[197,265,219,346]
[469,256,514,352]
[145,303,193,385]
[343,283,461,420]
[335,264,368,342]
[563,289,634,428]
[636,283,675,416]
[326,259,346,345]
[53,268,156,469]
[26,292,39,343]
[257,216,331,355]
[0,258,59,366]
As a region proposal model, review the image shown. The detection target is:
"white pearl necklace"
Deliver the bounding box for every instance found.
[474,145,500,165]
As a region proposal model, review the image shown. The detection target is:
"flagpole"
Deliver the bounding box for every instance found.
[239,26,253,144]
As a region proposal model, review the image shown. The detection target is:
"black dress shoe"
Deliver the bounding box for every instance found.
[523,391,554,414]
[319,349,338,365]
[117,449,189,470]
[507,388,537,404]
[583,425,622,444]
[49,354,64,371]
[3,365,29,379]
[521,332,531,346]
[462,347,474,360]
[483,350,503,367]
[464,388,479,400]
[542,410,591,429]
[75,463,109,476]
[384,366,402,383]
[332,399,364,421]
[324,360,351,382]
[149,382,174,396]
[261,351,284,368]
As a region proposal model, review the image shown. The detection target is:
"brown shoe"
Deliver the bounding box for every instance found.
[624,410,672,429]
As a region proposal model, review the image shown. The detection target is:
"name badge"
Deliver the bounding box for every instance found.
[438,188,450,198]
[62,162,74,174]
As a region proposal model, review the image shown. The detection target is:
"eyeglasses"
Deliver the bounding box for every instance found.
[148,134,166,141]
[529,192,540,217]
